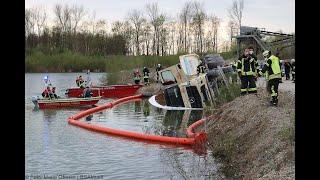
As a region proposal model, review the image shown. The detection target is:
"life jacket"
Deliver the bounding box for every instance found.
[42,89,48,97]
[134,70,141,79]
[134,76,140,81]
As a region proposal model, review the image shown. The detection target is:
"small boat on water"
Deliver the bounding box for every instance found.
[65,84,143,98]
[32,96,101,109]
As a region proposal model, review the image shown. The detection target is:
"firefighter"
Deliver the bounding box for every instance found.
[248,47,258,81]
[196,60,206,75]
[237,48,257,95]
[291,59,295,83]
[284,60,292,80]
[42,86,50,98]
[259,50,282,106]
[143,67,150,85]
[50,87,59,99]
[133,69,141,84]
[156,64,162,83]
[83,86,93,98]
[76,76,80,87]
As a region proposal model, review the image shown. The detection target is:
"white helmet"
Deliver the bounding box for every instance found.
[262,50,270,57]
[280,60,283,63]
[291,59,295,63]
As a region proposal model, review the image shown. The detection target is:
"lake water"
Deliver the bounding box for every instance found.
[25,73,223,180]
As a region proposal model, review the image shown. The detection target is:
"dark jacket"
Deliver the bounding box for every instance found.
[83,88,92,98]
[284,62,291,73]
[249,54,258,68]
[237,55,256,75]
[143,68,150,77]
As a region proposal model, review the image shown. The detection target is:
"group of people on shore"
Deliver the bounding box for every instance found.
[133,64,163,85]
[280,59,295,83]
[235,46,295,106]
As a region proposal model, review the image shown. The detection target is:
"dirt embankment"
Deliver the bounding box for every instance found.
[206,88,295,179]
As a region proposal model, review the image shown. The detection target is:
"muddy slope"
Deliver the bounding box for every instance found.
[206,89,295,179]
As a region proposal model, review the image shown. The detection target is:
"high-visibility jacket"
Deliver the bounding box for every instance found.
[133,75,140,81]
[260,55,281,80]
[237,55,256,76]
[42,89,49,97]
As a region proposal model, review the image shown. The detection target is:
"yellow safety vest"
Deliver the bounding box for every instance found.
[268,55,281,80]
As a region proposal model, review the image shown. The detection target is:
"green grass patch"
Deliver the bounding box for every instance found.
[26,50,180,73]
[213,81,241,106]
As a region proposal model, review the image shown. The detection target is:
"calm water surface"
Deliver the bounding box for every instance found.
[25,73,223,180]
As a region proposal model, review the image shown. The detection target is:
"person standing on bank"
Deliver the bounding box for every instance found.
[156,64,162,83]
[259,50,282,106]
[275,51,283,83]
[133,69,141,85]
[284,60,292,80]
[143,67,150,85]
[248,46,258,81]
[291,59,295,83]
[237,48,257,95]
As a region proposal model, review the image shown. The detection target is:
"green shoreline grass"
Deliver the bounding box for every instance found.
[25,50,236,73]
[26,51,182,73]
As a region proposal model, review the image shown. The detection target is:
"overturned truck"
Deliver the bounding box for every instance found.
[149,54,236,110]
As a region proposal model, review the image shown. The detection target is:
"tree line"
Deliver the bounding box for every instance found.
[26,0,246,57]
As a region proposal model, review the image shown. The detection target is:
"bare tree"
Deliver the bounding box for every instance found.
[228,20,238,45]
[95,20,107,35]
[70,5,86,34]
[228,0,244,34]
[157,14,167,56]
[180,1,192,53]
[166,22,177,55]
[208,15,220,53]
[142,23,152,55]
[90,10,97,34]
[111,20,134,55]
[191,1,206,53]
[25,9,36,36]
[111,21,123,35]
[54,4,71,32]
[33,6,47,37]
[127,9,145,55]
[146,2,160,55]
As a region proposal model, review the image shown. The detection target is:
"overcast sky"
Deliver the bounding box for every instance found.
[25,0,295,43]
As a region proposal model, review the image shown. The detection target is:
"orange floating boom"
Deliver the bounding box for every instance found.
[68,94,208,145]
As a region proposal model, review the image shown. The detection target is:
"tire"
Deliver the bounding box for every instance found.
[203,54,225,69]
[221,66,234,73]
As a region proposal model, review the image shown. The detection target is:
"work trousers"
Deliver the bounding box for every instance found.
[285,73,290,80]
[240,75,257,95]
[268,78,280,98]
[144,76,149,85]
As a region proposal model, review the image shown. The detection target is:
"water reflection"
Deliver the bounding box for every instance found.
[143,101,150,117]
[160,148,223,179]
[134,101,141,112]
[43,110,57,123]
[162,110,203,137]
[42,110,57,154]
